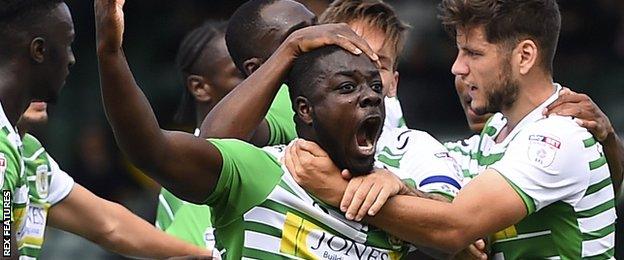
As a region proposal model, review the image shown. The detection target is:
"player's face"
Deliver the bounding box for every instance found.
[197,37,244,103]
[20,102,48,125]
[307,52,384,175]
[454,75,492,133]
[260,0,316,58]
[34,3,76,103]
[349,20,397,97]
[451,26,519,115]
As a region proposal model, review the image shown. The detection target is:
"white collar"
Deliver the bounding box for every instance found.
[499,83,562,146]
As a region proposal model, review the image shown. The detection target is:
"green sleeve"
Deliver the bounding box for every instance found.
[0,143,22,223]
[164,203,213,248]
[155,188,185,231]
[265,84,297,146]
[204,139,283,227]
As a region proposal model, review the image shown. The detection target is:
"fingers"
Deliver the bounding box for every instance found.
[368,186,391,216]
[340,177,362,213]
[297,139,329,157]
[354,183,382,221]
[341,169,353,180]
[545,94,582,113]
[547,103,585,119]
[345,178,373,220]
[335,32,380,67]
[467,244,487,260]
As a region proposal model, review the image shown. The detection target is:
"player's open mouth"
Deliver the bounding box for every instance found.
[355,115,382,156]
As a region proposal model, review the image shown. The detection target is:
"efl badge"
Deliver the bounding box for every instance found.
[527,135,561,168]
[35,165,49,199]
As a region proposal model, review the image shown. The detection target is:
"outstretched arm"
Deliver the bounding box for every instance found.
[545,89,624,196]
[199,23,379,146]
[48,184,211,258]
[95,0,221,202]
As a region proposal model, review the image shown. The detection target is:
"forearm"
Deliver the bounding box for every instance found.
[365,195,470,252]
[200,43,295,140]
[49,185,209,258]
[99,201,209,258]
[603,131,624,197]
[97,50,167,172]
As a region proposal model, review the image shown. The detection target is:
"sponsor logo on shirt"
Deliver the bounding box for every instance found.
[279,212,402,260]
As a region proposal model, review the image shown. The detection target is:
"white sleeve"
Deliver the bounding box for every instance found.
[394,130,464,198]
[490,116,591,214]
[46,153,74,205]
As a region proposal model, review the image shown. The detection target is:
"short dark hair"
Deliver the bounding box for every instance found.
[438,0,561,73]
[320,0,409,69]
[226,0,279,74]
[0,0,64,51]
[0,0,63,24]
[287,45,344,103]
[174,20,227,124]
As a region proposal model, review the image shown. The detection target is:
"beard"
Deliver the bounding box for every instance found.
[477,58,520,115]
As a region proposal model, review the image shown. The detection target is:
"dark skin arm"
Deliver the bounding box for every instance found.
[199,24,379,145]
[544,88,623,196]
[95,0,222,203]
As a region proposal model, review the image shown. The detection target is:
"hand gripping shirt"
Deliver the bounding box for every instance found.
[205,132,462,259]
[450,84,616,259]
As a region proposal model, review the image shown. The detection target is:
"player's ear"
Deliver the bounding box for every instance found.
[388,71,400,97]
[30,37,47,63]
[516,39,538,75]
[242,58,263,77]
[186,75,213,103]
[295,96,313,125]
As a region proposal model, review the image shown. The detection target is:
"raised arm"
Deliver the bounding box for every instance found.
[95,0,221,202]
[48,184,211,258]
[545,89,624,196]
[199,24,379,145]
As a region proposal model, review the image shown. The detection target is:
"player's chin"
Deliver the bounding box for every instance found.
[346,158,375,177]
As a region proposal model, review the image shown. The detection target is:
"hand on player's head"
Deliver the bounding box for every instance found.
[284,23,380,68]
[544,88,614,142]
[94,0,126,54]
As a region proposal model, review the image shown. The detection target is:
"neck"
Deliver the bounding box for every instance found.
[501,73,555,130]
[0,64,32,127]
[194,104,212,129]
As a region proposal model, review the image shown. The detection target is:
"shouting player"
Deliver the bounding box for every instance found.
[286,0,617,258]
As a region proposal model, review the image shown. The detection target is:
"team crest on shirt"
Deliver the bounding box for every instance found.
[35,165,49,198]
[527,135,560,167]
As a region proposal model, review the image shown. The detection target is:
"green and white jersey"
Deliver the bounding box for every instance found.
[155,188,215,249]
[383,97,406,132]
[18,134,74,259]
[0,102,28,249]
[454,84,616,259]
[376,127,463,199]
[154,85,297,252]
[444,134,481,184]
[206,131,462,259]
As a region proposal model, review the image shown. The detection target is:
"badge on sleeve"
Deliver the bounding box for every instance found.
[527,135,561,167]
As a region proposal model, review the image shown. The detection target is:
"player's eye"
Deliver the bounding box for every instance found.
[371,82,383,93]
[338,83,356,93]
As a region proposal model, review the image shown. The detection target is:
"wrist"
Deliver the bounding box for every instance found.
[603,128,618,144]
